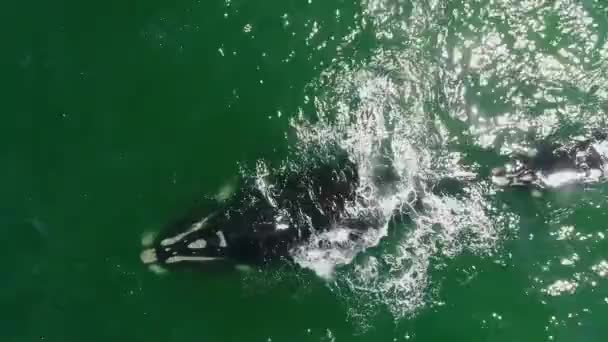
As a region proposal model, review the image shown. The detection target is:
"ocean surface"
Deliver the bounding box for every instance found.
[3,0,608,341]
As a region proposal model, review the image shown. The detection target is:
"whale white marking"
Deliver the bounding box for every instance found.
[216,231,228,248]
[160,215,213,246]
[140,249,158,264]
[165,256,222,264]
[188,239,207,249]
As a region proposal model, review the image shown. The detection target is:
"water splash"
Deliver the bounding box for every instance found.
[248,0,608,325]
[281,38,505,319]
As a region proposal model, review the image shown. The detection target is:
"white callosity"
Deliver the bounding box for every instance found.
[160,216,211,247]
[188,239,207,249]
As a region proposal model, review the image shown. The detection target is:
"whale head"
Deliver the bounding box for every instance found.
[139,213,238,273]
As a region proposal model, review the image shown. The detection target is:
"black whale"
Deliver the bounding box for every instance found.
[140,132,608,272]
[492,131,608,190]
[140,154,383,271]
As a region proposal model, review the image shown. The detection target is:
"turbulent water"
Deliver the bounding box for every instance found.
[235,0,608,329]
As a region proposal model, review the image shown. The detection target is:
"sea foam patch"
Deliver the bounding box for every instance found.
[285,51,504,320]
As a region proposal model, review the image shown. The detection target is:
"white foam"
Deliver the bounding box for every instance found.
[285,41,503,320]
[291,222,388,280]
[273,0,608,325]
[540,170,582,188]
[276,223,290,230]
[592,141,608,157]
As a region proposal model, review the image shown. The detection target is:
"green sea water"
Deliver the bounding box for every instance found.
[3,0,608,341]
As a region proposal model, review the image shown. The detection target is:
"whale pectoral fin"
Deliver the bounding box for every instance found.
[139,248,168,275]
[215,178,239,202]
[141,230,158,248]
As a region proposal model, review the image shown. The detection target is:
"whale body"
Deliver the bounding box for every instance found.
[140,153,384,272]
[140,130,608,273]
